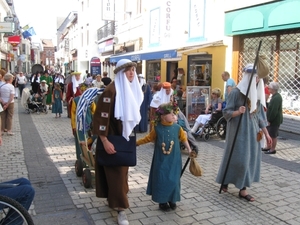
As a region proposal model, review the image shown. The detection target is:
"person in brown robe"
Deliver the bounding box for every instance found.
[92,59,143,225]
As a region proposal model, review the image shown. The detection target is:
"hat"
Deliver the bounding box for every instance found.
[41,80,46,83]
[96,74,101,77]
[71,71,81,75]
[268,81,279,90]
[162,82,171,89]
[114,59,137,74]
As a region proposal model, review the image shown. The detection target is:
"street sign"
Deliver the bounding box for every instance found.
[4,17,17,23]
[0,22,15,33]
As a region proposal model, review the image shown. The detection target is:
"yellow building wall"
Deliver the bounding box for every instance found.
[159,45,227,98]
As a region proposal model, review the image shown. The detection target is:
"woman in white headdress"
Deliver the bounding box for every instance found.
[92,59,143,225]
[216,64,272,202]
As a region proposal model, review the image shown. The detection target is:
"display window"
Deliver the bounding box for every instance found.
[187,54,212,86]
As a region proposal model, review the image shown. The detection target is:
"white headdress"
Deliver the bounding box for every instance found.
[236,64,266,113]
[114,59,144,140]
[71,72,83,94]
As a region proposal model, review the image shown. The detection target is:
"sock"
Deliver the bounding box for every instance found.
[191,122,200,133]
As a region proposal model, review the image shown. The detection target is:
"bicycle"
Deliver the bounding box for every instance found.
[0,194,34,225]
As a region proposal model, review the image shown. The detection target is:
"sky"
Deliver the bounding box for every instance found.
[13,0,77,40]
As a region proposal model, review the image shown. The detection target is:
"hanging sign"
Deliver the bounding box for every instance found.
[90,57,101,76]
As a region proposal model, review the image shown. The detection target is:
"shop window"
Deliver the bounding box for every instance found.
[146,60,161,86]
[187,54,212,86]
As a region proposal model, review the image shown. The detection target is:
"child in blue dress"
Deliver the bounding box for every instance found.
[137,102,192,212]
[52,83,63,118]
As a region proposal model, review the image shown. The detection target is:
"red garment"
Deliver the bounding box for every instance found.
[264,86,270,95]
[66,82,82,116]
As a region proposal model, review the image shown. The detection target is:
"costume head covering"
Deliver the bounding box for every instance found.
[150,82,174,108]
[162,82,171,89]
[236,64,266,113]
[138,74,146,88]
[154,102,179,124]
[41,80,46,83]
[71,72,83,95]
[114,59,144,140]
[268,82,279,91]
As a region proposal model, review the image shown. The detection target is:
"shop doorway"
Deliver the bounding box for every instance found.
[166,61,178,82]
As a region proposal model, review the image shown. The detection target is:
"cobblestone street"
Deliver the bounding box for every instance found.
[0,101,300,224]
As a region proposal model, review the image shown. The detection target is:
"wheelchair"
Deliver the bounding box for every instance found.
[193,111,227,141]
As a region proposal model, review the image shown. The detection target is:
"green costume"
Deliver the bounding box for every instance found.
[40,75,53,105]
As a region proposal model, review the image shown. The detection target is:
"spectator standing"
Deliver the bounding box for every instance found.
[12,74,18,99]
[263,82,283,154]
[216,64,272,202]
[136,102,192,211]
[16,72,27,98]
[101,71,112,86]
[92,74,105,88]
[221,71,236,102]
[92,59,143,225]
[31,72,41,94]
[0,73,15,135]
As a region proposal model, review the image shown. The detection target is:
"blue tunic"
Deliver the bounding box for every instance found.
[147,122,182,203]
[52,89,62,114]
[216,88,268,189]
[136,84,152,132]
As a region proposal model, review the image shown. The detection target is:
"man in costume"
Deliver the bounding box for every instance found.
[92,59,143,225]
[66,72,83,119]
[40,70,53,109]
[135,74,152,133]
[149,82,173,131]
[216,64,272,202]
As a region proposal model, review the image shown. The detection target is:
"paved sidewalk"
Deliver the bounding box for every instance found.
[1,100,300,224]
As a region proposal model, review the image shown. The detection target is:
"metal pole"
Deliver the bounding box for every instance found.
[219,40,262,194]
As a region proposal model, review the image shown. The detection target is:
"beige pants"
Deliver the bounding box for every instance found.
[1,103,14,131]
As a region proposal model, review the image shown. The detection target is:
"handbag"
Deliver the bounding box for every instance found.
[97,132,137,167]
[189,151,203,177]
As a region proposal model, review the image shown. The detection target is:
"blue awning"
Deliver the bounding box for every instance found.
[109,49,177,63]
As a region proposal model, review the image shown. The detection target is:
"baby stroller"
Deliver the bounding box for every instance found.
[21,88,48,114]
[177,109,199,154]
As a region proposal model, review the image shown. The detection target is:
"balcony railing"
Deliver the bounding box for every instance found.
[97,21,116,41]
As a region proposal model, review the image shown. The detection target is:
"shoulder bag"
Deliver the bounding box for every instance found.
[96,131,136,167]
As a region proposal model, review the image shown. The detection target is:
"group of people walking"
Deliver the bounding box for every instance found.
[0,56,284,225]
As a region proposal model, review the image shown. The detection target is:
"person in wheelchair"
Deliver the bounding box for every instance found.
[0,177,35,224]
[191,88,223,134]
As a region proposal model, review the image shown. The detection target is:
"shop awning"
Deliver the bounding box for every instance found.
[177,40,223,56]
[109,48,177,63]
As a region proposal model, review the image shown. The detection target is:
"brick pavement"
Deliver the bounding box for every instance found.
[1,100,300,225]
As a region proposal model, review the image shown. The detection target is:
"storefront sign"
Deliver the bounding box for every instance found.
[90,57,101,76]
[98,39,113,53]
[149,8,160,45]
[164,0,171,38]
[102,0,114,21]
[0,22,15,33]
[189,0,205,39]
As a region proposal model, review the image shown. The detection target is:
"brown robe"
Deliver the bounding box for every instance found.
[92,82,129,209]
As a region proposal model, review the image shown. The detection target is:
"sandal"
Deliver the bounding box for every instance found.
[239,191,255,202]
[221,184,228,192]
[7,132,14,136]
